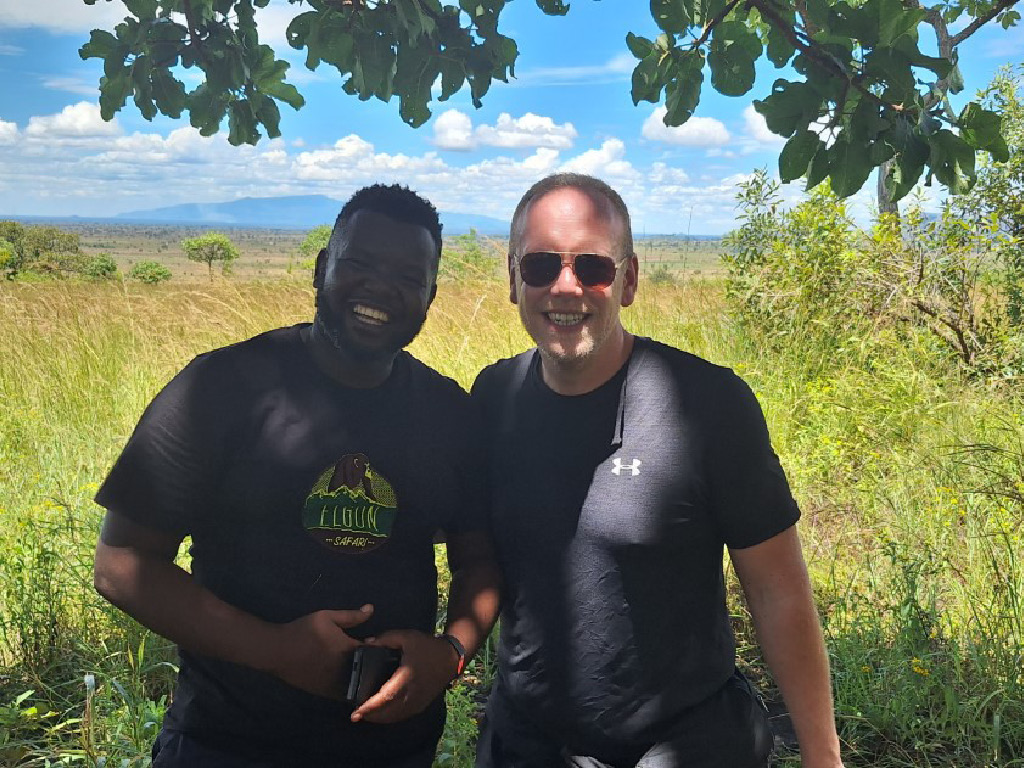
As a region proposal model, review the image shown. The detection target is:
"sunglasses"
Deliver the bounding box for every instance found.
[515,251,626,289]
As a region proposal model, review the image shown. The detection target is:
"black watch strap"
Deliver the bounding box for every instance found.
[437,632,467,677]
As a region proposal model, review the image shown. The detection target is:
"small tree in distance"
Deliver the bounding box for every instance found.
[182,233,240,280]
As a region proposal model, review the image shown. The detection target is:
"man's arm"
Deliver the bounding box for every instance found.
[352,529,502,724]
[94,509,371,699]
[730,525,844,768]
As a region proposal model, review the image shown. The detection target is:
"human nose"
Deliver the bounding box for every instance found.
[550,256,583,295]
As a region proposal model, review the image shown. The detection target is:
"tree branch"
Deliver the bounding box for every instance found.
[950,0,1020,47]
[692,0,746,48]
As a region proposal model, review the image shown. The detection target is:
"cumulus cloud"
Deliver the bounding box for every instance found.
[0,119,17,145]
[0,0,128,33]
[559,139,636,179]
[642,107,730,146]
[26,102,121,138]
[433,110,577,151]
[742,105,785,146]
[433,110,475,151]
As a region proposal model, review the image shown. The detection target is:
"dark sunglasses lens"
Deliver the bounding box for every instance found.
[519,252,562,286]
[574,254,617,288]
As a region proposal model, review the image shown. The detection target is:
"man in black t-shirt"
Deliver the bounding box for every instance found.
[93,184,501,767]
[472,174,844,768]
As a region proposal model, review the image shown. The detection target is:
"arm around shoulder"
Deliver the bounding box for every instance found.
[729,525,844,768]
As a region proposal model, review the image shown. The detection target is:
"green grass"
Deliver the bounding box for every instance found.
[1,277,1021,766]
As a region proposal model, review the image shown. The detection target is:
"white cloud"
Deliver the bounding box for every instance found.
[26,102,120,138]
[0,0,128,33]
[742,105,785,146]
[642,107,730,146]
[433,110,577,151]
[559,138,637,179]
[649,162,690,185]
[0,119,17,145]
[513,53,636,86]
[42,76,98,96]
[433,110,475,151]
[0,42,23,55]
[475,113,577,149]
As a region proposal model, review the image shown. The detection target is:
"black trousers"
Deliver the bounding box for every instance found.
[151,728,438,768]
[475,669,773,768]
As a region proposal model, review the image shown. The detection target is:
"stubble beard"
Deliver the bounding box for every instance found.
[315,293,425,363]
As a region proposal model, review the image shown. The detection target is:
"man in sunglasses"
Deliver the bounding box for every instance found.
[472,174,843,768]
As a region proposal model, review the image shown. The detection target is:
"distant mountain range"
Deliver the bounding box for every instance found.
[113,194,510,235]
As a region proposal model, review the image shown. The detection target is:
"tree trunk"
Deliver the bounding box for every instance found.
[877,160,899,219]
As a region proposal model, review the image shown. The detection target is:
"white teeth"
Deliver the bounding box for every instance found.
[353,304,389,325]
[547,312,585,326]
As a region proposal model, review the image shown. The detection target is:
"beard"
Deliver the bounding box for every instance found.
[314,291,426,362]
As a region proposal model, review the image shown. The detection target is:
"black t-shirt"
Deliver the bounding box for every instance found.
[96,325,486,764]
[471,337,800,755]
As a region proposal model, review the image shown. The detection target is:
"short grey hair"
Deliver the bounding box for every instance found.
[508,173,635,259]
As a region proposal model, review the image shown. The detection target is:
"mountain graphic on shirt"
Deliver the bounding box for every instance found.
[301,453,398,554]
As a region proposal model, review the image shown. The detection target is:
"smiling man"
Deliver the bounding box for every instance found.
[93,184,501,767]
[472,174,844,768]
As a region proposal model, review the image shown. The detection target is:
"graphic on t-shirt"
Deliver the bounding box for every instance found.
[302,453,398,553]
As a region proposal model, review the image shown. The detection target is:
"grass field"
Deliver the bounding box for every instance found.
[1,270,1021,766]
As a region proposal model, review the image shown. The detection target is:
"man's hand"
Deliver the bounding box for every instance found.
[265,606,373,700]
[350,630,459,724]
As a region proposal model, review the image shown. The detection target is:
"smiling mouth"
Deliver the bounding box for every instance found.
[352,304,391,326]
[545,311,587,326]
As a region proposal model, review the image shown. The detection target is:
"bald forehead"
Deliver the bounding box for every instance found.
[516,186,627,248]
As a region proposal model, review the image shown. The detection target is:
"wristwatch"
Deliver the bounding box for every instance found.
[437,632,467,677]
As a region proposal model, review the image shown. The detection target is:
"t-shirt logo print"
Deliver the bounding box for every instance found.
[301,453,399,553]
[611,458,642,476]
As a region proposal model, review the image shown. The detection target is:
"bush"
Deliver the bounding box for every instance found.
[85,253,118,280]
[128,261,172,284]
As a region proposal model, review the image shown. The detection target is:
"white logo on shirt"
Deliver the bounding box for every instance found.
[611,458,642,476]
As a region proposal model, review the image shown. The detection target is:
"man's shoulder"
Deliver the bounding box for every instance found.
[470,349,535,399]
[634,337,734,381]
[186,324,305,378]
[401,351,473,402]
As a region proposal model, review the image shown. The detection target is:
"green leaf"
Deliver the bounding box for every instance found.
[187,83,228,136]
[806,144,831,189]
[958,103,1002,148]
[535,0,570,15]
[626,32,654,60]
[98,68,132,120]
[631,55,662,105]
[151,68,186,118]
[228,100,258,146]
[875,0,925,46]
[765,22,795,67]
[1001,9,1021,29]
[864,47,915,102]
[779,129,822,182]
[754,80,822,138]
[286,11,318,51]
[79,29,122,61]
[664,52,704,125]
[130,56,157,120]
[650,0,693,34]
[122,0,158,21]
[708,21,759,97]
[396,0,428,43]
[252,94,282,139]
[828,134,875,197]
[438,58,465,100]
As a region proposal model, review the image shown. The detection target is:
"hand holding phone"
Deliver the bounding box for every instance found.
[345,646,402,707]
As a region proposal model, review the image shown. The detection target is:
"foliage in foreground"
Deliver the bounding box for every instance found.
[78,0,1019,203]
[0,274,1021,766]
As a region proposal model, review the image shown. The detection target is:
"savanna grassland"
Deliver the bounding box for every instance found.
[0,228,1021,767]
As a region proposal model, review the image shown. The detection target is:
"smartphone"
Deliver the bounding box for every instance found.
[345,646,402,707]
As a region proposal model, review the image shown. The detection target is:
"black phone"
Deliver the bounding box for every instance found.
[345,646,402,707]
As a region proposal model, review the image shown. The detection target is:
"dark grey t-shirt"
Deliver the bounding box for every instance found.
[96,325,486,763]
[471,337,799,753]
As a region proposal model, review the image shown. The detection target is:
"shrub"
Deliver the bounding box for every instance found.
[84,253,119,280]
[128,260,172,284]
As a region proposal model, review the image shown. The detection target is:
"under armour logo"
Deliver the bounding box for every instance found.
[611,458,642,476]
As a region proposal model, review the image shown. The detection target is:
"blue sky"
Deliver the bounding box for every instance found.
[0,1,1021,234]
